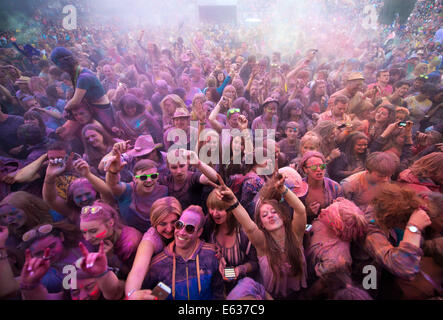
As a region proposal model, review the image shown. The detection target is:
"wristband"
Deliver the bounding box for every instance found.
[226,201,240,212]
[282,186,289,196]
[95,267,112,278]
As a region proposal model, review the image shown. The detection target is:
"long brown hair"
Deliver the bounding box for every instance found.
[371,183,423,230]
[410,152,443,181]
[81,123,115,169]
[0,191,54,233]
[254,199,304,280]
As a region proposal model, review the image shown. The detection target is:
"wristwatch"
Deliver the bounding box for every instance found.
[406,225,421,234]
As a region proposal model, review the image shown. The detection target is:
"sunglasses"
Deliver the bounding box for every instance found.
[419,75,428,79]
[22,224,53,242]
[306,164,327,171]
[81,206,103,215]
[227,108,240,117]
[175,220,197,234]
[135,173,159,181]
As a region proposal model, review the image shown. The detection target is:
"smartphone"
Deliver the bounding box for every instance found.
[398,122,407,127]
[224,267,236,280]
[151,282,171,300]
[305,224,312,233]
[72,153,82,162]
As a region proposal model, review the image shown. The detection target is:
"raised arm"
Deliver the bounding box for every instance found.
[43,158,74,218]
[9,153,47,184]
[20,248,63,300]
[208,98,225,134]
[184,150,218,184]
[209,175,266,252]
[105,148,127,197]
[78,241,125,300]
[73,159,115,205]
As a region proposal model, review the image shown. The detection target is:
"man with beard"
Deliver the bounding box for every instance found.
[330,73,365,115]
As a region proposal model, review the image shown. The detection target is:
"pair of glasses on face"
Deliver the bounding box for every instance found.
[227,108,240,117]
[175,220,197,234]
[81,206,103,215]
[307,164,327,171]
[22,224,53,242]
[135,173,159,181]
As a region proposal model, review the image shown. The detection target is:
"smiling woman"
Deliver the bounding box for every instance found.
[81,123,117,177]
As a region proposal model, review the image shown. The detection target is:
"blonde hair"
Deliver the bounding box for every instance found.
[160,94,187,114]
[150,197,183,227]
[300,132,321,150]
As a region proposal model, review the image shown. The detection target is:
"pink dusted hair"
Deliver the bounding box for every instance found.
[317,198,367,242]
[80,200,121,229]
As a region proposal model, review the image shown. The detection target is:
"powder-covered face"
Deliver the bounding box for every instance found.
[353,139,368,154]
[209,208,227,225]
[123,103,137,117]
[72,185,96,208]
[72,108,92,125]
[304,156,326,181]
[163,99,175,115]
[169,163,188,183]
[333,102,348,117]
[24,118,39,127]
[80,219,112,246]
[300,141,318,155]
[84,130,104,149]
[29,235,64,264]
[71,278,100,300]
[0,204,27,231]
[374,107,389,123]
[134,168,159,195]
[366,170,390,184]
[174,211,201,250]
[259,203,283,232]
[156,213,178,240]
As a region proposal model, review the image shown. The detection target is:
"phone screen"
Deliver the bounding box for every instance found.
[151,282,171,300]
[224,268,236,280]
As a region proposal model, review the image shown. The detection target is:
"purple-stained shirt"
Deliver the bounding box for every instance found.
[116,182,168,233]
[114,225,143,264]
[142,227,166,255]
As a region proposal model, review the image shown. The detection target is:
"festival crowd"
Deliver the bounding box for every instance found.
[0,0,442,300]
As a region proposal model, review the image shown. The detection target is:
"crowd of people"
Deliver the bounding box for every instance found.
[0,0,442,301]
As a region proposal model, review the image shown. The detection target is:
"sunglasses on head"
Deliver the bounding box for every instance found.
[175,220,197,234]
[135,173,159,181]
[419,75,428,79]
[227,108,240,117]
[306,164,327,171]
[81,205,103,215]
[22,224,53,242]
